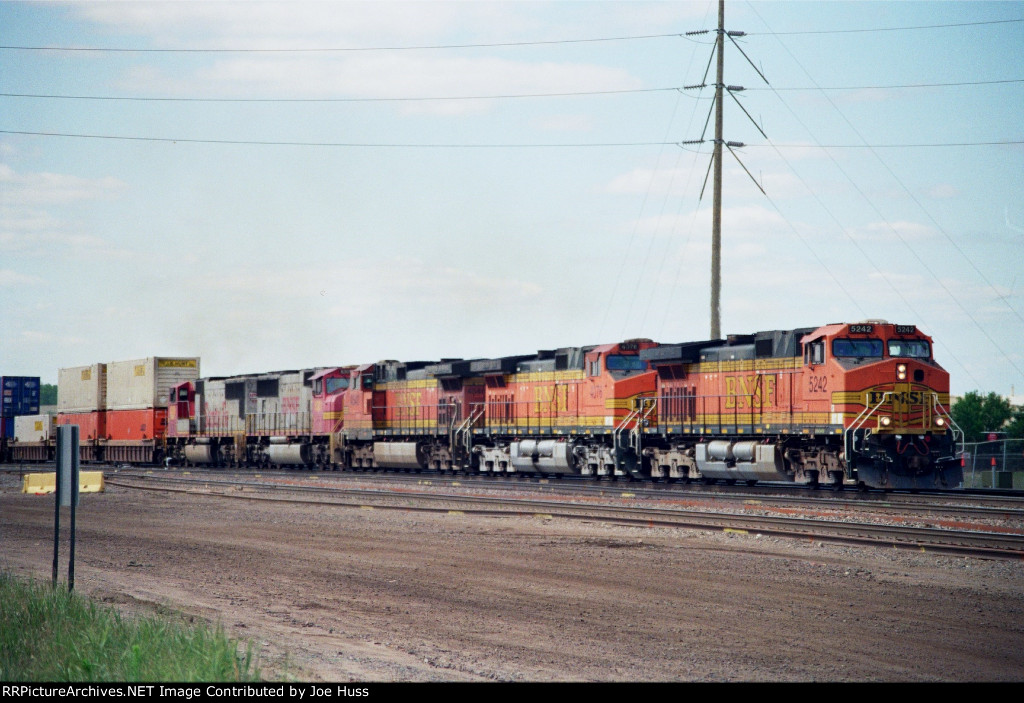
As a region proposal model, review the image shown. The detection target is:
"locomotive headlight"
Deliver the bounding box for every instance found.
[935,417,945,427]
[879,416,892,428]
[896,364,907,380]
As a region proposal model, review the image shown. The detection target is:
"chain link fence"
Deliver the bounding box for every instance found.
[962,438,1024,489]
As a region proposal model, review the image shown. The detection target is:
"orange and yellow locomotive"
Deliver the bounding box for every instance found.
[639,321,960,489]
[159,320,960,489]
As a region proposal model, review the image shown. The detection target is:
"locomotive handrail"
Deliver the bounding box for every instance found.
[931,392,964,458]
[629,397,658,450]
[844,391,892,463]
[483,398,564,435]
[612,404,641,476]
[451,404,485,470]
[246,411,312,437]
[613,396,655,478]
[370,400,458,435]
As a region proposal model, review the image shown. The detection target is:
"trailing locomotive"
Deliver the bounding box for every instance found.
[153,320,961,490]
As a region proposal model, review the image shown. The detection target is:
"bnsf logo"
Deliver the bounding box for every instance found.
[867,390,929,405]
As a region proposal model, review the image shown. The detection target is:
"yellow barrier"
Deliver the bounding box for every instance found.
[21,472,105,495]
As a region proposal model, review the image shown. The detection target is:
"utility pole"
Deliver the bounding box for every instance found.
[710,0,724,340]
[686,1,766,340]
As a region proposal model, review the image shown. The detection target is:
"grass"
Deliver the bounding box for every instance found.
[0,573,262,682]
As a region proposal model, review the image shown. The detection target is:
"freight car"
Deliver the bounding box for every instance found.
[53,357,200,464]
[0,376,42,462]
[159,321,961,490]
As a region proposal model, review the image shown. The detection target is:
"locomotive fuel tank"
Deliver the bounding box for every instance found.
[696,440,787,482]
[373,441,424,469]
[184,443,218,464]
[265,442,312,465]
[510,439,576,474]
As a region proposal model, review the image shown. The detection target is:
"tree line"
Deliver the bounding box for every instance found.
[951,391,1024,442]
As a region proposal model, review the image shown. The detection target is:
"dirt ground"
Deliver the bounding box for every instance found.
[2,477,1023,682]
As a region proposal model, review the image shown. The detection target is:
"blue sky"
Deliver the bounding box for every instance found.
[1,1,1022,397]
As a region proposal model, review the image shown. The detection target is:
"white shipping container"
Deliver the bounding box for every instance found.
[14,413,56,442]
[106,357,200,410]
[58,364,107,413]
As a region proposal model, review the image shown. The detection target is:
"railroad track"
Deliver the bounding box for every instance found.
[110,466,1024,523]
[106,471,1024,561]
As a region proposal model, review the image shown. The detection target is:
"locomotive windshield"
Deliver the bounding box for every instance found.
[832,338,883,358]
[605,355,647,372]
[888,339,930,358]
[325,377,349,394]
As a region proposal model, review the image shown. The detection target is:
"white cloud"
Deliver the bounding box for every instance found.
[925,183,959,200]
[0,269,43,287]
[77,2,478,47]
[0,164,127,205]
[531,114,595,132]
[83,3,643,117]
[0,207,120,258]
[116,54,641,119]
[857,220,937,242]
[605,165,702,197]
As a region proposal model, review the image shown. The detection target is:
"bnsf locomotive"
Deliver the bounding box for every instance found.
[32,321,961,490]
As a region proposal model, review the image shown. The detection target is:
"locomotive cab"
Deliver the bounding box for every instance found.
[583,339,659,417]
[802,321,962,489]
[310,367,352,435]
[167,381,196,437]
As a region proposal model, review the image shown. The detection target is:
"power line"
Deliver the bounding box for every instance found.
[681,139,1024,150]
[0,129,677,148]
[747,17,1024,35]
[3,129,1017,150]
[0,32,683,53]
[4,78,1019,104]
[5,17,1018,54]
[1,14,1019,61]
[748,140,1024,148]
[0,87,684,103]
[746,2,1024,384]
[742,78,1024,91]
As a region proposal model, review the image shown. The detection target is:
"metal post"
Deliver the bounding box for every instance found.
[53,425,79,589]
[52,453,61,588]
[69,460,78,591]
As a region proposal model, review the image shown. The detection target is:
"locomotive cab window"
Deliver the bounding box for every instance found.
[832,338,883,358]
[887,339,930,359]
[605,355,648,373]
[804,340,826,365]
[314,379,323,395]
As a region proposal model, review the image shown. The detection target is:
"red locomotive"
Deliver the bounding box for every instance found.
[64,321,963,490]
